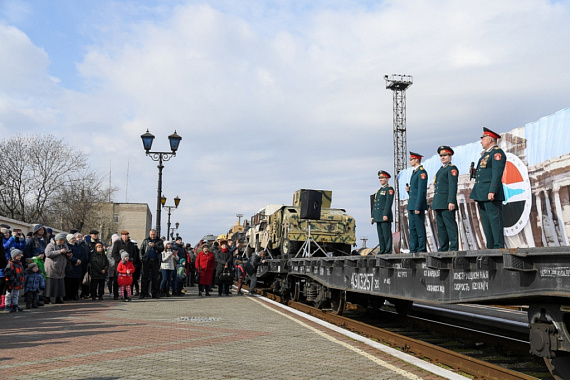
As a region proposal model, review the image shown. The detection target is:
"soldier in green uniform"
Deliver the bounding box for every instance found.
[406,152,428,253]
[433,146,459,251]
[371,170,394,254]
[469,127,507,249]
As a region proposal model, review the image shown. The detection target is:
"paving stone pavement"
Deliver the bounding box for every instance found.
[0,287,446,379]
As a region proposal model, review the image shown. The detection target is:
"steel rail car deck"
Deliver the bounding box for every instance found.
[258,246,570,377]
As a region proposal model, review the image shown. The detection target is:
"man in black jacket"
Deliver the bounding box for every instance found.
[111,230,138,300]
[243,250,267,295]
[81,229,102,299]
[139,229,164,299]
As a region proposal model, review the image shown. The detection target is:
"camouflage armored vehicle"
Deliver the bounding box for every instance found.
[246,190,356,257]
[226,220,249,244]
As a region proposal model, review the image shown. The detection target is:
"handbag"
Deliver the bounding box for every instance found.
[195,268,200,283]
[82,271,91,287]
[219,268,234,283]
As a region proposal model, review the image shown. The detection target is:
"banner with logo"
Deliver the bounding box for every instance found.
[397,107,570,251]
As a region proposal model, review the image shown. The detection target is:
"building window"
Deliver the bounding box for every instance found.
[113,213,119,223]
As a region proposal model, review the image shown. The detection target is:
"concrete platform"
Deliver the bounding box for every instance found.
[0,287,455,379]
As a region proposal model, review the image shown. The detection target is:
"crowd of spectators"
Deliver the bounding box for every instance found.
[1,224,266,312]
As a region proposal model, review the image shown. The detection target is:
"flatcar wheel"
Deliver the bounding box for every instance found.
[330,290,346,315]
[394,300,413,316]
[544,356,570,380]
[290,281,300,302]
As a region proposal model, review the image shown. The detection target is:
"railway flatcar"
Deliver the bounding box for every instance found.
[253,247,570,378]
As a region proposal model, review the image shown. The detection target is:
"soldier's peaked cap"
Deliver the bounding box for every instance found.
[481,127,501,140]
[409,151,423,159]
[377,170,391,179]
[437,146,454,155]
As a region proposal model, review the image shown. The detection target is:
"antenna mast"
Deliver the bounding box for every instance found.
[384,74,413,237]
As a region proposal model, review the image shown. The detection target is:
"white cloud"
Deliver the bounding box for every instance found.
[0,23,52,94]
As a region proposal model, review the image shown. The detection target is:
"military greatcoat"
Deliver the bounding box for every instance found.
[470,146,506,202]
[433,164,459,251]
[432,164,458,210]
[372,186,394,223]
[469,145,507,249]
[372,185,394,254]
[407,166,428,253]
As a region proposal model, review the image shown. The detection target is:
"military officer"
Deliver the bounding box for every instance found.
[433,146,459,251]
[469,127,507,249]
[371,170,394,254]
[406,152,428,253]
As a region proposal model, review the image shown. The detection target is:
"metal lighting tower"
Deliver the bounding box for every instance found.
[384,74,413,235]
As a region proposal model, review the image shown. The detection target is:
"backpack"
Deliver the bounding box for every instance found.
[176,265,187,281]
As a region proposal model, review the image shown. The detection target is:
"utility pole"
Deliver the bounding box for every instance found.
[384,74,413,240]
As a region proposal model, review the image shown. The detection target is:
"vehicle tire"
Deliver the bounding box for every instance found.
[281,239,300,259]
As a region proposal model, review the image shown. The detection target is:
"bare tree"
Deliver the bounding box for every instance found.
[0,135,115,231]
[50,171,115,232]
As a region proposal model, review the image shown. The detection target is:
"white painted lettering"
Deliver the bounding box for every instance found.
[424,269,440,278]
[426,284,445,293]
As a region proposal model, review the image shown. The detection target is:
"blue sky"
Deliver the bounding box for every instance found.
[1,0,570,245]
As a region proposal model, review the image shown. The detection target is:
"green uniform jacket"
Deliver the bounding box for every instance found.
[469,146,506,202]
[372,185,394,222]
[432,164,459,210]
[407,166,428,211]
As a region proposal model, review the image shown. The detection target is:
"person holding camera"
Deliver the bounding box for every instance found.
[45,232,79,304]
[3,227,26,256]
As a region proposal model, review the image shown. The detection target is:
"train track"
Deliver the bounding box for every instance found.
[252,288,552,380]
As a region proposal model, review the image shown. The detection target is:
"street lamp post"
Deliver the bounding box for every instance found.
[141,130,182,236]
[162,195,180,241]
[174,222,180,240]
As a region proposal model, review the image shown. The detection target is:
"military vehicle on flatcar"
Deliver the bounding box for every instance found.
[226,220,249,244]
[245,189,356,257]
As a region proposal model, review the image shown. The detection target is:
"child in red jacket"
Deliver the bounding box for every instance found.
[116,250,135,302]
